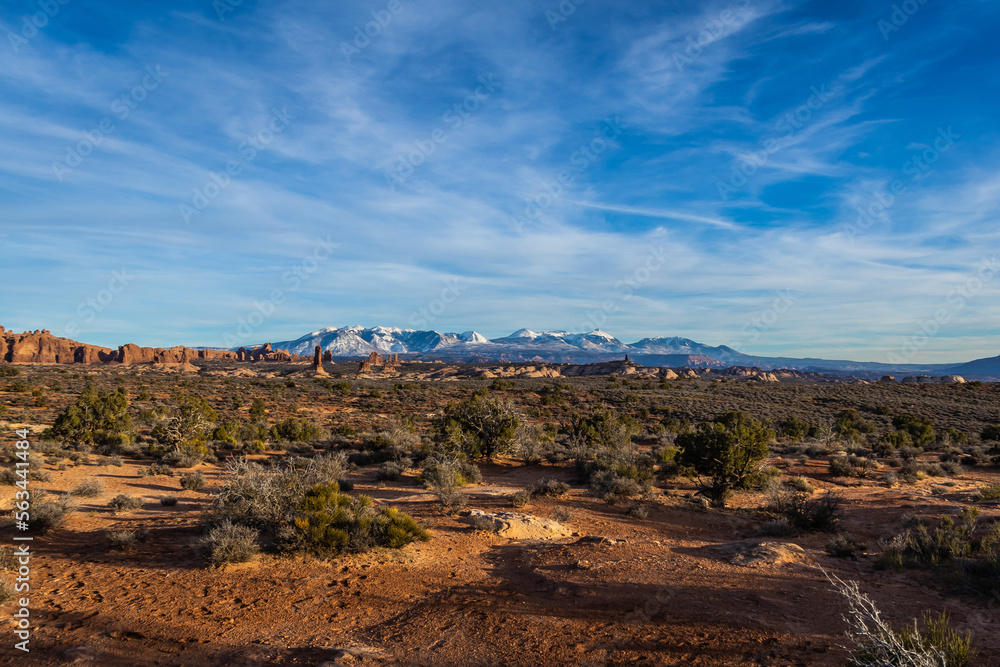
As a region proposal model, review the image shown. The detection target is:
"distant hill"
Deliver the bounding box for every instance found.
[943,354,1000,378]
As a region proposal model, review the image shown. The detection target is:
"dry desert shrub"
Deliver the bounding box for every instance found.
[826,572,976,667]
[69,478,105,497]
[207,454,426,560]
[107,528,148,551]
[180,471,207,491]
[202,520,259,567]
[976,482,1000,501]
[279,483,428,558]
[376,458,413,482]
[0,580,16,606]
[108,494,143,513]
[569,410,654,504]
[768,488,843,533]
[510,490,530,508]
[421,459,472,514]
[20,491,76,533]
[552,507,573,523]
[528,478,570,498]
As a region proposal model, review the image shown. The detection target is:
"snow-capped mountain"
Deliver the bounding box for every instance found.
[630,337,745,362]
[276,326,490,357]
[457,331,489,344]
[254,326,968,374]
[262,326,746,366]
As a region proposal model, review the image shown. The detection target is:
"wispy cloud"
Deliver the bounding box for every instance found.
[0,0,997,363]
[569,201,742,231]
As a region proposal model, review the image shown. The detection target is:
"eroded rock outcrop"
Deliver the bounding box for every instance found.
[358,351,401,374]
[562,359,657,378]
[311,345,328,375]
[2,328,113,364]
[0,325,288,367]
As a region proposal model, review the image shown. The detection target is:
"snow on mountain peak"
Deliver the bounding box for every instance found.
[457,331,489,343]
[508,328,538,339]
[267,325,739,362]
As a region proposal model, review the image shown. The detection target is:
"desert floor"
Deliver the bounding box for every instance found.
[1,363,998,666]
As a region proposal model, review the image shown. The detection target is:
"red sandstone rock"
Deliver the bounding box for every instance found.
[0,325,286,367]
[2,329,113,364]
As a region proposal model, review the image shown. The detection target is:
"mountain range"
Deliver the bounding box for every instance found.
[260,326,1000,378]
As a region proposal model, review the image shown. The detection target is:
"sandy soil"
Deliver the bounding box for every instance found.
[2,455,998,667]
[1,364,998,666]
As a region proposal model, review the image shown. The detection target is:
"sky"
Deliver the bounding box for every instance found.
[0,0,998,363]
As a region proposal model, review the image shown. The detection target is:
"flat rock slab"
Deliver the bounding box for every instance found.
[462,510,573,539]
[721,541,808,568]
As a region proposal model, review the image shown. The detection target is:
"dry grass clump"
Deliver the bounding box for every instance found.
[0,580,16,606]
[528,478,570,498]
[201,520,259,567]
[20,491,76,533]
[827,572,977,667]
[977,482,1000,501]
[108,494,143,513]
[69,478,105,497]
[180,471,207,491]
[767,488,843,533]
[420,457,481,515]
[107,528,148,551]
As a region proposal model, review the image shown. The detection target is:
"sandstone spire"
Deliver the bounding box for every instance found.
[312,345,328,375]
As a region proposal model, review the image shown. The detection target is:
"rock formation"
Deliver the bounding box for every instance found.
[0,325,295,368]
[312,345,328,375]
[2,328,114,364]
[358,351,401,374]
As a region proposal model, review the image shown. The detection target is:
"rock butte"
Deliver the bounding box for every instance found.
[0,325,303,366]
[358,351,401,374]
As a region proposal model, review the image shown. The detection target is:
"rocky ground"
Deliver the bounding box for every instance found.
[0,362,998,666]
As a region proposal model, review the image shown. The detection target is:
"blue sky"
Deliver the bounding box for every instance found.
[1,0,998,362]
